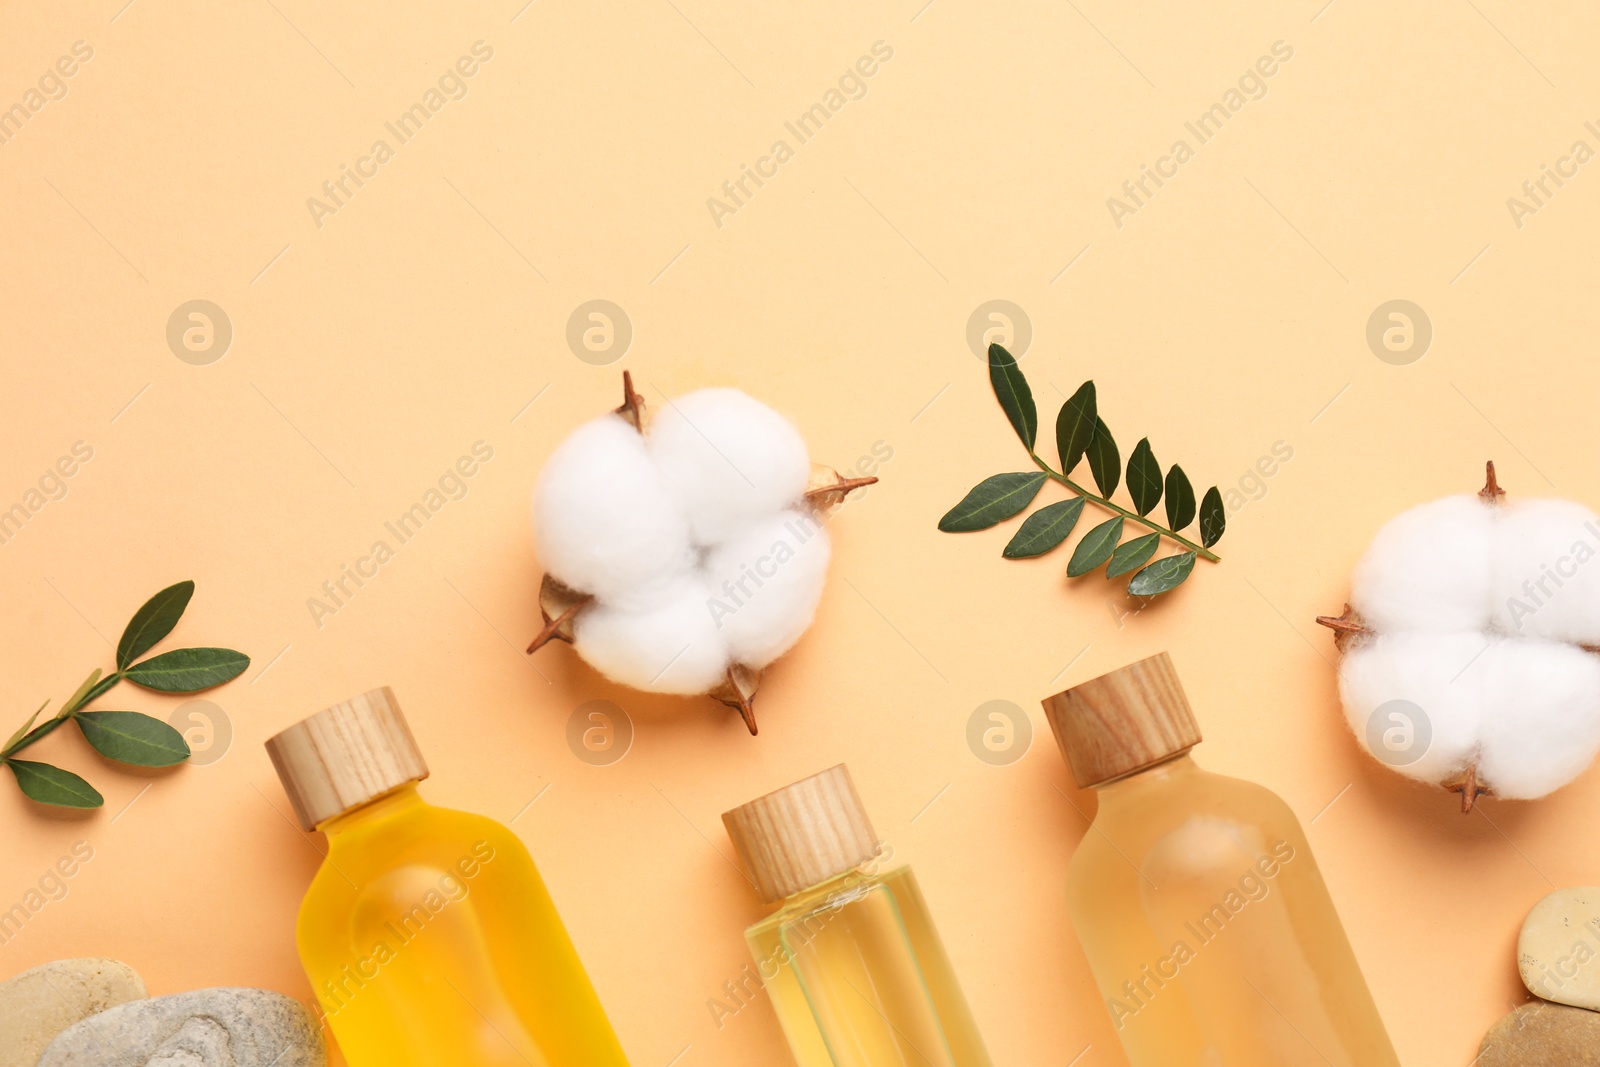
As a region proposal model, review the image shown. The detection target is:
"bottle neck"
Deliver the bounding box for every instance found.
[1091,751,1200,810]
[768,854,893,915]
[317,780,425,836]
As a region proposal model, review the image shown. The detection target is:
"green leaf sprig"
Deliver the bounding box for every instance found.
[2,581,250,809]
[939,344,1226,598]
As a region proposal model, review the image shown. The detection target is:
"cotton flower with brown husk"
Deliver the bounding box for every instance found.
[1319,462,1600,812]
[527,373,875,734]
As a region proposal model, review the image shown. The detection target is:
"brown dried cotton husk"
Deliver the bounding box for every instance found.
[526,371,876,735]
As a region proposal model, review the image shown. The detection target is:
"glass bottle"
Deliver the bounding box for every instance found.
[1042,652,1400,1067]
[722,764,993,1067]
[266,687,630,1067]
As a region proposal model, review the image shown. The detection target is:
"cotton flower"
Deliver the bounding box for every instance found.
[528,375,873,733]
[571,575,730,696]
[704,509,832,669]
[1322,464,1600,809]
[531,413,694,601]
[648,388,812,545]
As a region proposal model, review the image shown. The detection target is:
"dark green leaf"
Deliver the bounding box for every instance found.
[1106,532,1161,578]
[1054,382,1097,476]
[117,580,194,670]
[6,759,103,809]
[1129,552,1197,596]
[987,344,1036,450]
[1165,465,1197,531]
[74,712,190,767]
[938,473,1049,533]
[1002,499,1085,558]
[1199,487,1226,548]
[1085,418,1120,497]
[1126,439,1163,517]
[124,647,250,693]
[1067,517,1124,576]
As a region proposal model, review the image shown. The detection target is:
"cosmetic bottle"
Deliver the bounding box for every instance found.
[721,764,992,1067]
[266,687,630,1067]
[1043,653,1399,1066]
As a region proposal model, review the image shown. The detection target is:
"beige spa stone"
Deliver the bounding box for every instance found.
[38,988,324,1067]
[1478,1000,1600,1066]
[0,958,146,1067]
[1519,887,1600,1009]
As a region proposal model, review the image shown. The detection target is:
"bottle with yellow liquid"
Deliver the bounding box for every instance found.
[1042,653,1400,1067]
[266,687,630,1067]
[721,765,992,1067]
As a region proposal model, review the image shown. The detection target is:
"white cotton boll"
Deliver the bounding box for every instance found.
[573,577,730,695]
[533,413,694,599]
[1489,498,1600,645]
[704,509,832,669]
[1348,495,1495,632]
[1333,481,1600,806]
[1337,631,1491,785]
[1475,638,1600,799]
[647,388,811,545]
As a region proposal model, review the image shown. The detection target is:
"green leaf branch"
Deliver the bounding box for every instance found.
[2,581,250,809]
[939,344,1226,598]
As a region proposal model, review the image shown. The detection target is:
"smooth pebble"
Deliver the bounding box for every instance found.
[0,958,145,1067]
[1478,1000,1600,1066]
[1519,887,1600,1010]
[38,987,323,1067]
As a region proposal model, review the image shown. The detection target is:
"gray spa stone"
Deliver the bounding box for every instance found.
[37,987,324,1067]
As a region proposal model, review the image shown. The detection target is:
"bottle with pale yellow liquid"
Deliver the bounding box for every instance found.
[1042,653,1400,1067]
[266,687,630,1067]
[722,764,992,1067]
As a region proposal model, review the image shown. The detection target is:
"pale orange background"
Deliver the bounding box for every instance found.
[1,1,1595,1064]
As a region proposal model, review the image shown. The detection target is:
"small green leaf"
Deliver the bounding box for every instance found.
[1126,439,1163,517]
[1085,418,1120,497]
[1002,499,1085,558]
[1129,552,1197,596]
[117,580,194,670]
[1068,516,1124,576]
[74,711,190,767]
[124,647,251,693]
[6,759,103,809]
[63,669,103,714]
[76,673,121,710]
[1199,487,1226,548]
[1165,465,1197,531]
[1055,382,1097,476]
[988,344,1037,450]
[5,700,51,754]
[938,473,1049,532]
[1106,532,1161,578]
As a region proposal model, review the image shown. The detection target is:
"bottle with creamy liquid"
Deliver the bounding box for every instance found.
[1043,653,1400,1066]
[722,765,993,1067]
[266,687,630,1067]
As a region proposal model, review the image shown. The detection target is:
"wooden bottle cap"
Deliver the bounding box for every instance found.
[265,686,430,830]
[1041,651,1202,788]
[722,764,880,904]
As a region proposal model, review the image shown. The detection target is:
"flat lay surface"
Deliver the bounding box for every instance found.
[4,1,1599,1063]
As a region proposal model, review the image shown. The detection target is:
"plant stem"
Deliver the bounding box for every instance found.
[1,674,121,760]
[1028,452,1221,562]
[2,716,71,759]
